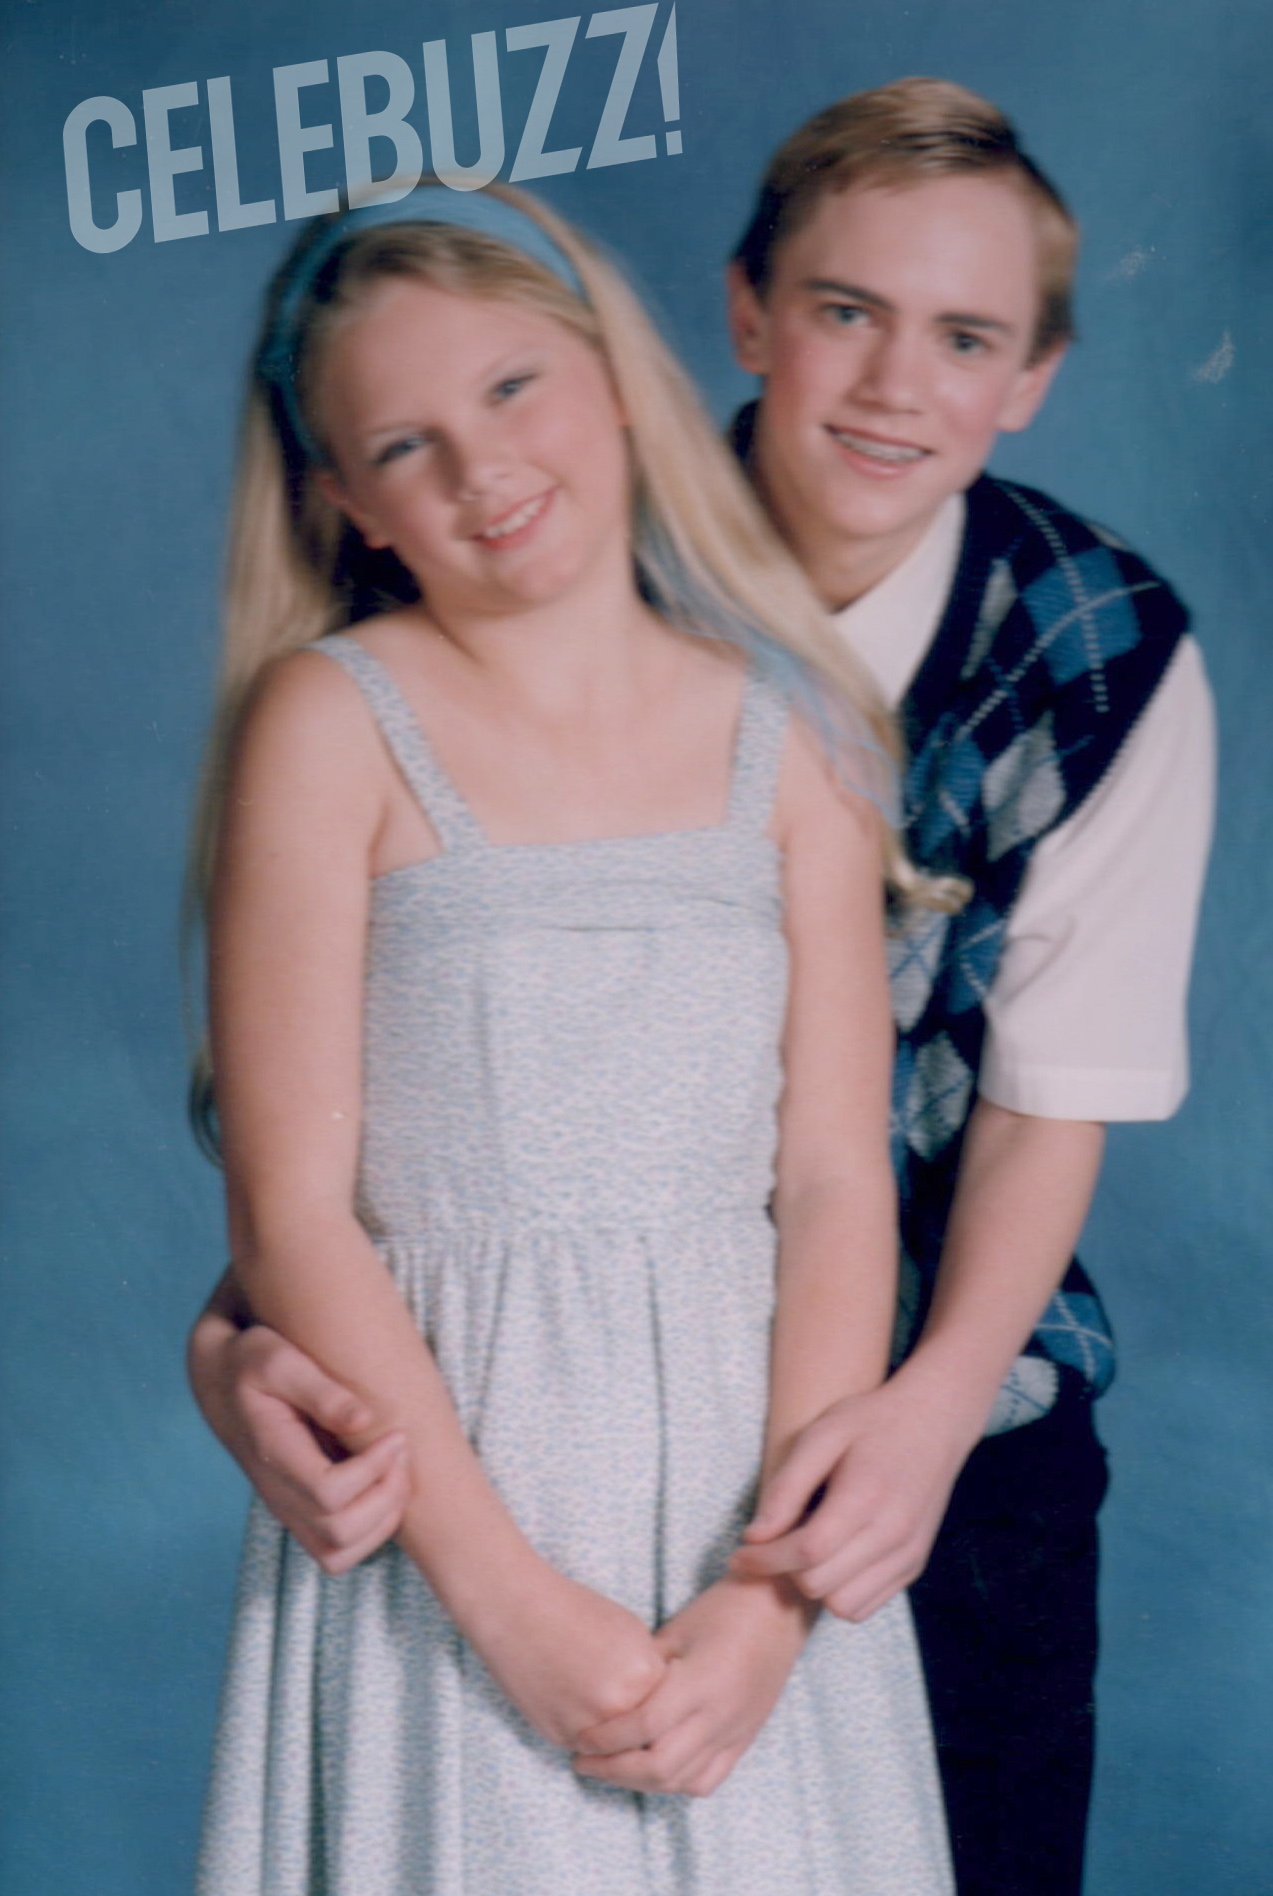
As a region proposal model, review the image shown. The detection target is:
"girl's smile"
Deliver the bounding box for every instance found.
[315,279,631,625]
[470,487,557,547]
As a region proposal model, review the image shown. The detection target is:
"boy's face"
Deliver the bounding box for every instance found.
[729,173,1065,602]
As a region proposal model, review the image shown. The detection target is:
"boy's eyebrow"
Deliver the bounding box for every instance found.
[802,277,1018,336]
[936,310,1017,337]
[802,277,893,311]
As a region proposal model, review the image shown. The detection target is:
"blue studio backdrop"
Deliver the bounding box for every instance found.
[1,1,1269,1890]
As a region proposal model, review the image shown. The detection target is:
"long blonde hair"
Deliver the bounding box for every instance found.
[187,183,960,1143]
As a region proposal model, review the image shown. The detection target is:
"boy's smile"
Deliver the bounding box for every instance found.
[729,174,1065,606]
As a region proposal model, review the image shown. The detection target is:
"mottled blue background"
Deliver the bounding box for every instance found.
[1,1,1269,1889]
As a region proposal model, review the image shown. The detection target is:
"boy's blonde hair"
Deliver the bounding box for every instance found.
[733,77,1078,362]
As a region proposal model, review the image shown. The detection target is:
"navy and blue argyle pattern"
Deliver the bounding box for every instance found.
[890,475,1189,1393]
[730,404,1190,1399]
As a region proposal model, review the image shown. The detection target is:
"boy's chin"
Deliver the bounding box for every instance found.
[820,480,956,552]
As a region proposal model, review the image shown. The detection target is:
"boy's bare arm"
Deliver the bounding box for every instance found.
[191,1062,1102,1605]
[188,1270,411,1573]
[731,1099,1104,1618]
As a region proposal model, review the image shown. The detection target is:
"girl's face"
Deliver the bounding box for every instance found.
[315,278,632,622]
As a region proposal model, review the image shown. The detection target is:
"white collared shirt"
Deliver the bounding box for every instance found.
[835,495,1216,1121]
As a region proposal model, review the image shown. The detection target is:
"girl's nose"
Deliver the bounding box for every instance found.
[442,424,510,501]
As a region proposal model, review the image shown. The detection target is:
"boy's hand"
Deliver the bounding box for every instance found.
[192,1321,410,1573]
[571,1574,813,1797]
[474,1564,668,1752]
[727,1378,978,1621]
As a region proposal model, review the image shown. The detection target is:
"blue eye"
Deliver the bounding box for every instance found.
[492,371,535,401]
[824,302,868,327]
[372,431,432,468]
[948,331,989,356]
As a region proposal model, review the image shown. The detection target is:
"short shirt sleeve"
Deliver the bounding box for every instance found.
[977,636,1215,1122]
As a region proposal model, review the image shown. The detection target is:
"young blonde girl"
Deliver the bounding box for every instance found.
[192,182,952,1895]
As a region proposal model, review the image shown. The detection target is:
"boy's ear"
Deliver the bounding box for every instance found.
[315,465,390,550]
[997,342,1068,434]
[725,260,771,376]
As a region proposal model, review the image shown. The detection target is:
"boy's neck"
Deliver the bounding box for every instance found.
[790,515,940,615]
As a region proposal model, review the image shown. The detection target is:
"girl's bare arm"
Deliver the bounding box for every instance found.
[763,720,899,1463]
[575,721,897,1796]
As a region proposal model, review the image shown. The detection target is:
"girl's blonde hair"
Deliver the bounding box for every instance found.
[188,183,961,1142]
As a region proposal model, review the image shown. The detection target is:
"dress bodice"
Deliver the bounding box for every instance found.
[312,633,791,1236]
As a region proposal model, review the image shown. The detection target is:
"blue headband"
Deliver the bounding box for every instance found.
[257,185,586,462]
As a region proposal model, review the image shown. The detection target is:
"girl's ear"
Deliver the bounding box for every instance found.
[598,360,632,432]
[315,466,391,550]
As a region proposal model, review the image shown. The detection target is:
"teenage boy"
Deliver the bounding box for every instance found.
[717,79,1212,1895]
[188,80,1213,1896]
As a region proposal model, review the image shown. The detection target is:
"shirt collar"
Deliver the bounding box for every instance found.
[832,495,966,709]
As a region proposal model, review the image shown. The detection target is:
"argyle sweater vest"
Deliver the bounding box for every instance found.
[887,474,1189,1397]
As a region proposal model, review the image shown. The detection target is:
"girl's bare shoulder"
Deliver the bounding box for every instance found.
[230,635,392,807]
[246,606,441,734]
[773,711,882,857]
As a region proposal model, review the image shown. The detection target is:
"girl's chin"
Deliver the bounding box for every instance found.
[425,562,594,621]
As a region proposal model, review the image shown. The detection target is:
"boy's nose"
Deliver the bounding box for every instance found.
[850,327,925,412]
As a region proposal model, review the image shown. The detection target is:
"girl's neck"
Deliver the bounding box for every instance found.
[413,546,674,723]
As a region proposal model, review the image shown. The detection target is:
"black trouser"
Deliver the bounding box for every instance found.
[908,1384,1110,1896]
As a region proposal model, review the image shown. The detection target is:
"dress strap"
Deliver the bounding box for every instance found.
[726,670,790,832]
[311,633,487,853]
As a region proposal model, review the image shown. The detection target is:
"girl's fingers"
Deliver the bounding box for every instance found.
[573,1716,705,1793]
[573,1705,657,1757]
[687,1745,744,1798]
[574,1664,685,1756]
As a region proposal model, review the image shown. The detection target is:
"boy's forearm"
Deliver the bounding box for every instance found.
[731,1102,1105,1612]
[892,1098,1106,1442]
